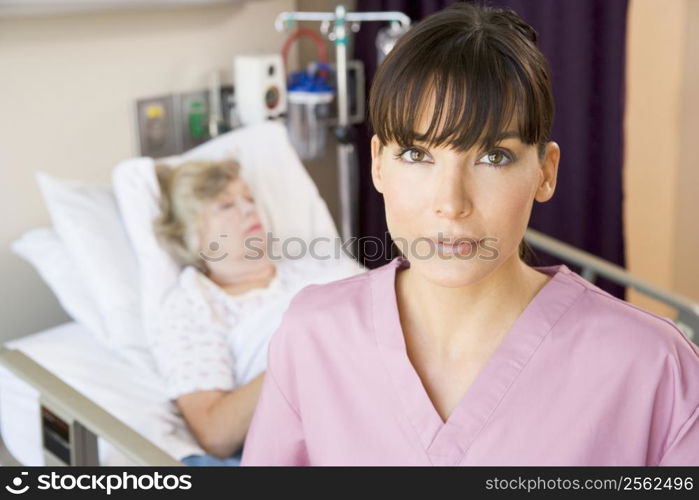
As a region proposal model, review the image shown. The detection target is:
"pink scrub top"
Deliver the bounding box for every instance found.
[241,256,699,466]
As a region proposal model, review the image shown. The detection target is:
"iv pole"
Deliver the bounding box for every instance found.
[275,6,410,258]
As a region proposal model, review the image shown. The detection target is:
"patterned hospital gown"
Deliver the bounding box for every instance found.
[151,256,364,400]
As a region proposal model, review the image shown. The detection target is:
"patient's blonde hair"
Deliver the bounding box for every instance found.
[153,158,241,274]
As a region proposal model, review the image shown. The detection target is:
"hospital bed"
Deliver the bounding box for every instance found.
[0,322,183,466]
[1,121,697,466]
[0,120,357,466]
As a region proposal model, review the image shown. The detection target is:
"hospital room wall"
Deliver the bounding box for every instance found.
[624,0,699,316]
[672,0,699,304]
[0,0,298,342]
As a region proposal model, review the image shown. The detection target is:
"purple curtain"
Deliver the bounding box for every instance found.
[352,0,628,298]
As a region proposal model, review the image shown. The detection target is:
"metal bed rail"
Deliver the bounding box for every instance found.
[525,228,699,343]
[0,347,182,466]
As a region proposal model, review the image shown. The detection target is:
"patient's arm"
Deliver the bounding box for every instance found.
[176,372,265,459]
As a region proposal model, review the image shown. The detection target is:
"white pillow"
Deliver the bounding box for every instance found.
[35,172,152,370]
[111,158,181,347]
[11,227,104,336]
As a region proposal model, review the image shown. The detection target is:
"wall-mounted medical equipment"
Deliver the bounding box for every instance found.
[233,54,287,126]
[275,6,411,250]
[135,84,235,158]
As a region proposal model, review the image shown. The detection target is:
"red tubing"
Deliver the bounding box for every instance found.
[281,27,329,79]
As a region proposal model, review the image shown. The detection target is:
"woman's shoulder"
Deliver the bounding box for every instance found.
[265,264,387,382]
[268,260,393,346]
[160,265,216,312]
[280,254,366,279]
[274,255,368,297]
[556,266,699,364]
[282,257,390,310]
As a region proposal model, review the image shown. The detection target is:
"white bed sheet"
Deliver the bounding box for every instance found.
[0,321,205,466]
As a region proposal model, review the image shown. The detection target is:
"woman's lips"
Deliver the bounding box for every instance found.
[245,223,262,234]
[436,241,474,256]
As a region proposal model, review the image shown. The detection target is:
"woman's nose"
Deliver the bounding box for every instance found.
[432,169,471,219]
[238,197,257,216]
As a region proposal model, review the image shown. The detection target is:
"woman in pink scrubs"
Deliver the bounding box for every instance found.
[241,3,699,465]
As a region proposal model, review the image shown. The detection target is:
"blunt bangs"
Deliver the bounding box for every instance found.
[369,3,554,158]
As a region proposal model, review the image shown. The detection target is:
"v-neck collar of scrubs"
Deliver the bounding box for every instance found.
[371,255,585,465]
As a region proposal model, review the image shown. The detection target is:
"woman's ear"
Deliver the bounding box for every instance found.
[370,135,384,194]
[535,141,560,203]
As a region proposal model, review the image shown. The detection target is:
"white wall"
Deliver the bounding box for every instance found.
[0,0,296,341]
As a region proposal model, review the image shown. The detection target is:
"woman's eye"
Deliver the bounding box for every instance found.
[478,149,514,168]
[394,147,432,164]
[221,201,235,210]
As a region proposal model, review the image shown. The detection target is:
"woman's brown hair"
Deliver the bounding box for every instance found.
[369,1,554,263]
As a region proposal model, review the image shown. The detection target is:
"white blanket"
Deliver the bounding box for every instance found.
[0,322,205,465]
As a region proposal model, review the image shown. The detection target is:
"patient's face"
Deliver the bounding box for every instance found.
[197,178,267,269]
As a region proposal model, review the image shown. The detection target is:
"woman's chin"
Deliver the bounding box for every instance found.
[412,256,489,288]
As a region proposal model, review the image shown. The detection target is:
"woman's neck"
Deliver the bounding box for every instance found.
[207,259,278,296]
[396,254,551,357]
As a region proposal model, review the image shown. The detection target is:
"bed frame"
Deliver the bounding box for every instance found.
[0,347,181,466]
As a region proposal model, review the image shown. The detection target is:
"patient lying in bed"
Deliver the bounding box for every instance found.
[150,158,362,466]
